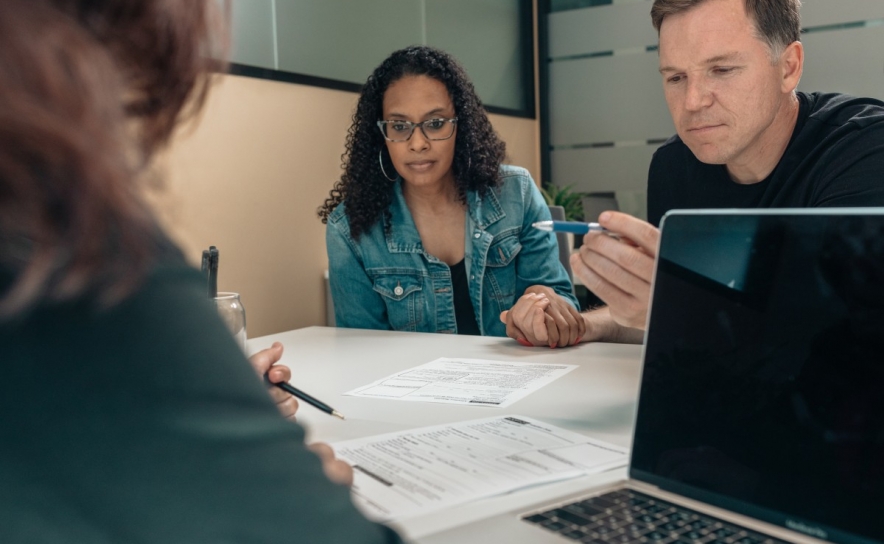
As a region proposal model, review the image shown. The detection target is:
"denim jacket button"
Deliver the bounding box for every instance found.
[394,286,404,296]
[474,232,481,238]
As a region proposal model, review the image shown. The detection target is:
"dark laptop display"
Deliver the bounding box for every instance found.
[634,212,884,543]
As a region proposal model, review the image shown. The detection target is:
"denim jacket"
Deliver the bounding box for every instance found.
[326,165,578,336]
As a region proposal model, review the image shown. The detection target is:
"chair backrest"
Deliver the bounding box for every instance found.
[547,205,575,295]
[580,192,620,224]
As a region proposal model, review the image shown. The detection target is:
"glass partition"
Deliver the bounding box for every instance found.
[223,0,534,117]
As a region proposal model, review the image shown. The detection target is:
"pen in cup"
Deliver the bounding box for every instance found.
[264,373,346,420]
[532,220,620,239]
[207,246,219,299]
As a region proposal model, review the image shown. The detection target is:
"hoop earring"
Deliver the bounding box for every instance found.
[379,150,397,182]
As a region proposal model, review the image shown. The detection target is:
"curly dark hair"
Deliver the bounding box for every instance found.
[318,45,507,240]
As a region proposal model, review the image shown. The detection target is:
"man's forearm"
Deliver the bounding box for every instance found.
[581,306,644,344]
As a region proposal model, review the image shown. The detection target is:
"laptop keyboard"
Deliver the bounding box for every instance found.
[521,489,788,543]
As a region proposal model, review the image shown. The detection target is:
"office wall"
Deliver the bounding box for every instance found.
[547,0,884,214]
[149,74,539,339]
[226,0,533,114]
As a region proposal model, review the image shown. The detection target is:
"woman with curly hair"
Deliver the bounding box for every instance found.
[319,46,584,345]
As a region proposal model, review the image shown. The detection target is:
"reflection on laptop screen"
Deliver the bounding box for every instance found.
[634,212,884,543]
[658,216,761,292]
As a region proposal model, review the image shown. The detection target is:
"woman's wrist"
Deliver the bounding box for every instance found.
[523,284,555,298]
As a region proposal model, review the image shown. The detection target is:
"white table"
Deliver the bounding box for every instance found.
[249,327,644,542]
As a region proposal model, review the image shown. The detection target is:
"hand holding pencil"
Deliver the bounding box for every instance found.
[249,342,300,421]
[249,341,346,421]
[248,342,353,487]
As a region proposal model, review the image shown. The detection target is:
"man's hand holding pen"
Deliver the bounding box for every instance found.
[571,211,658,331]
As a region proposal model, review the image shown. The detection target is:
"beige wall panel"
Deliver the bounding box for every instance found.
[152,74,538,338]
[490,113,542,183]
[152,74,357,339]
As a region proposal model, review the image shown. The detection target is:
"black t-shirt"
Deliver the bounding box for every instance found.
[450,258,481,335]
[648,92,884,227]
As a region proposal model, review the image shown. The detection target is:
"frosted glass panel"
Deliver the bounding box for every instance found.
[800,0,884,28]
[549,0,656,58]
[550,52,673,145]
[799,25,884,100]
[229,0,276,68]
[274,0,423,84]
[551,0,613,12]
[225,0,533,114]
[551,145,657,193]
[544,1,884,201]
[426,0,527,111]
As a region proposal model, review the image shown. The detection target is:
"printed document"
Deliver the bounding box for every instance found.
[344,357,577,408]
[332,415,628,521]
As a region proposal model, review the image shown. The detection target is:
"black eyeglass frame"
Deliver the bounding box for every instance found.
[376,117,458,142]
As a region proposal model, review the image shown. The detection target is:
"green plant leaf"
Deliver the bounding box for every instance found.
[541,183,584,221]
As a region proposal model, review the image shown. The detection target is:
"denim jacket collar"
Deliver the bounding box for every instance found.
[383,180,506,254]
[466,183,505,230]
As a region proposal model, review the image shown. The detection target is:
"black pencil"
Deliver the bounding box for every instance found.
[264,373,345,420]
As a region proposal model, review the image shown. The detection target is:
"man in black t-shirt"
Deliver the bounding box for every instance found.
[503,0,884,346]
[648,91,884,227]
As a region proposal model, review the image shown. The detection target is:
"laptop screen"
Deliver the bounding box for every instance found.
[632,211,884,544]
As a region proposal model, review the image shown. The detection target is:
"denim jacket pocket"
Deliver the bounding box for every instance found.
[484,232,522,305]
[370,271,425,331]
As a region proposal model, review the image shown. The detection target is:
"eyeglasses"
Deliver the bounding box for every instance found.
[377,117,458,142]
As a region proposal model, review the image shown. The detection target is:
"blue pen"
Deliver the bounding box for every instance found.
[532,220,619,238]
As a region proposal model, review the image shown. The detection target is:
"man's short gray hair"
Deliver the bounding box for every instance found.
[651,0,801,59]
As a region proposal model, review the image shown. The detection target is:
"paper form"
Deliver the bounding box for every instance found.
[344,357,577,408]
[331,415,628,521]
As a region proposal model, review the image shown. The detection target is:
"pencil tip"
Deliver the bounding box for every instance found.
[333,411,345,420]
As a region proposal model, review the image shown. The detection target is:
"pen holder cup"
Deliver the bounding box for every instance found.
[214,292,247,354]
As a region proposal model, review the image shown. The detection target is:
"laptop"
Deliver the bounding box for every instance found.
[422,210,884,544]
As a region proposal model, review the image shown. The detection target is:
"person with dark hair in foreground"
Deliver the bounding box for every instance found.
[503,0,884,346]
[0,0,400,541]
[319,45,583,346]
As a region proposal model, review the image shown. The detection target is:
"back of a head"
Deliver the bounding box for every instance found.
[0,0,219,315]
[44,0,223,154]
[650,0,801,57]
